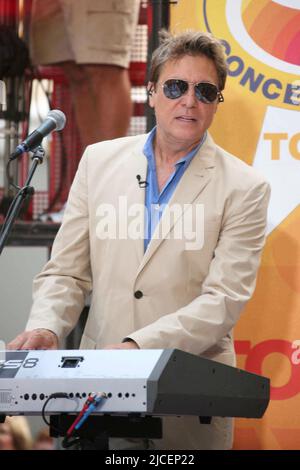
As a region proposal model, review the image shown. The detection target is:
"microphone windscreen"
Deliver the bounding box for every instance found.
[48,109,66,131]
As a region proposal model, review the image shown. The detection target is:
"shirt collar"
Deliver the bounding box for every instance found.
[143,127,207,170]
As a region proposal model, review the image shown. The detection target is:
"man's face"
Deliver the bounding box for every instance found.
[148,54,220,147]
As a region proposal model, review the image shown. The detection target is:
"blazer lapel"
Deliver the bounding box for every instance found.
[136,133,217,277]
[124,135,148,265]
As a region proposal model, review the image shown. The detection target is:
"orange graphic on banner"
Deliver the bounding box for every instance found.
[171,0,300,450]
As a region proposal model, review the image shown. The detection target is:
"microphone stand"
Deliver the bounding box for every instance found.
[0,146,45,256]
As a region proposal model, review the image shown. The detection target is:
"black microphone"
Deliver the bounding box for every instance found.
[136,174,148,188]
[10,109,66,160]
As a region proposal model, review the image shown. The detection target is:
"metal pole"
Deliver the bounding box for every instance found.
[146,0,171,132]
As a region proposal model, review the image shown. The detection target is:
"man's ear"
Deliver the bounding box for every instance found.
[147,82,155,107]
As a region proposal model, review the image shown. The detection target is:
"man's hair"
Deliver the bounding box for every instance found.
[149,30,227,91]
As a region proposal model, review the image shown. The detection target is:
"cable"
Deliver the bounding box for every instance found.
[6,159,20,191]
[41,392,70,436]
[66,393,96,437]
[62,392,107,449]
[61,394,97,450]
[0,186,21,232]
[41,391,107,449]
[0,186,24,241]
[74,393,107,430]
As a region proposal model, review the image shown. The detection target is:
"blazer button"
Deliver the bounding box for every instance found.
[134,290,143,299]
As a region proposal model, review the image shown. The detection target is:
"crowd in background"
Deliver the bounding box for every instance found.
[0,416,55,450]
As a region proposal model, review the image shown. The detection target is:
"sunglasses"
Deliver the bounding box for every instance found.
[161,79,224,104]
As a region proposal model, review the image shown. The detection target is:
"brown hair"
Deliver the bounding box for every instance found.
[149,29,227,91]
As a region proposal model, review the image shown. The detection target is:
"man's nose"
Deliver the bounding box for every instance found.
[182,85,197,107]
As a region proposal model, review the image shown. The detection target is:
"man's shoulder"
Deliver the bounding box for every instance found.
[78,134,148,174]
[215,143,269,189]
[86,134,148,157]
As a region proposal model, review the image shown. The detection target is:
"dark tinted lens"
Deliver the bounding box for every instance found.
[163,79,188,99]
[195,83,218,103]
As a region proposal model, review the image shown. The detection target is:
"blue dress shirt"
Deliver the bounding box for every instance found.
[143,127,206,251]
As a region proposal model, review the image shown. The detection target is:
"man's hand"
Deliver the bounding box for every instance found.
[102,340,139,350]
[7,329,58,350]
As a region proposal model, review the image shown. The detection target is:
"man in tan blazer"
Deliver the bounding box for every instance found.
[8,30,270,449]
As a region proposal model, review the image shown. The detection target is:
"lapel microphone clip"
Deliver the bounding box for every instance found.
[136,175,148,188]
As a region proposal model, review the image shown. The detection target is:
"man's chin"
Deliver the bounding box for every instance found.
[172,129,204,144]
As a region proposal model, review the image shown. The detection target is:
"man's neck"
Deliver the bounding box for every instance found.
[153,133,203,167]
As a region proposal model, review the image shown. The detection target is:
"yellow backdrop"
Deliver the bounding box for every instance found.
[170,0,300,450]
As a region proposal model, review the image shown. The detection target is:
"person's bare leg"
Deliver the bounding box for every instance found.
[61,61,132,148]
[85,64,132,141]
[61,61,100,148]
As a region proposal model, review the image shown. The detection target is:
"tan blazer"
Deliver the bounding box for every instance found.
[26,132,270,449]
